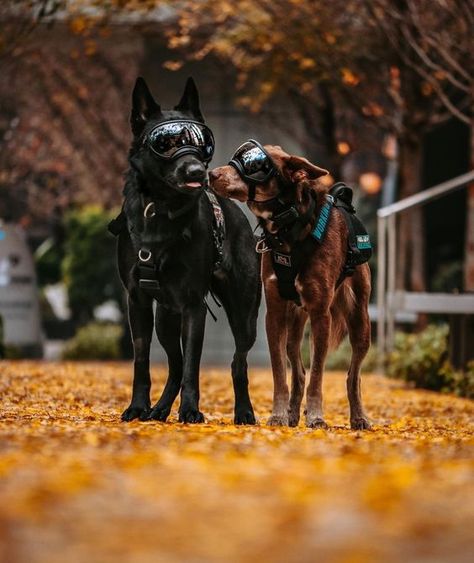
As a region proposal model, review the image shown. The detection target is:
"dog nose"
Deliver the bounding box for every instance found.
[185,163,206,182]
[208,169,220,182]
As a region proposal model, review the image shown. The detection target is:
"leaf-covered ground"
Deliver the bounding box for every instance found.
[0,362,473,563]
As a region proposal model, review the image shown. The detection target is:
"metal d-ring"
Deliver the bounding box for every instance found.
[138,249,152,262]
[255,238,271,254]
[143,202,156,218]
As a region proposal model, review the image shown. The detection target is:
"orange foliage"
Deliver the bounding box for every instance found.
[0,362,473,561]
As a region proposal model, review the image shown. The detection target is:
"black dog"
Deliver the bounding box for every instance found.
[113,76,261,424]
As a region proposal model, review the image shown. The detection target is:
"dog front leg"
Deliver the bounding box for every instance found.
[266,300,290,426]
[121,295,153,422]
[287,307,308,427]
[306,307,331,429]
[179,301,207,423]
[148,306,183,422]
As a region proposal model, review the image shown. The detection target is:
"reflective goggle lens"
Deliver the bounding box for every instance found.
[230,140,275,183]
[147,121,214,161]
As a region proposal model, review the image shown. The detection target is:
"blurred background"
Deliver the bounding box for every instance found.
[0,1,472,384]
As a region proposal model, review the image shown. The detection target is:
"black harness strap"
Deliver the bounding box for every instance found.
[268,192,329,303]
[109,188,227,316]
[167,195,202,221]
[136,196,184,298]
[204,189,226,269]
[263,183,372,304]
[107,210,127,236]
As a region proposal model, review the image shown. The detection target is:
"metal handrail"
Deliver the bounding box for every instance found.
[377,170,474,369]
[378,170,474,218]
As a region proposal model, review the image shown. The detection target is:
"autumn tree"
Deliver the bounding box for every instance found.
[0,0,59,61]
[0,5,142,226]
[365,0,473,291]
[157,0,473,293]
[4,0,472,293]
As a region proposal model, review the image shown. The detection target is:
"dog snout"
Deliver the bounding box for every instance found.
[184,162,206,183]
[208,169,220,182]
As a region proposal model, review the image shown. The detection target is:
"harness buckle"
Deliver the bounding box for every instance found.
[272,206,299,228]
[255,237,271,254]
[139,279,160,291]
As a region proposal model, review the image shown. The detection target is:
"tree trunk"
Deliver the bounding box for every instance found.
[287,85,342,179]
[396,136,426,294]
[465,124,474,291]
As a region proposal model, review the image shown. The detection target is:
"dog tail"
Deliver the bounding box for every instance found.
[328,281,356,350]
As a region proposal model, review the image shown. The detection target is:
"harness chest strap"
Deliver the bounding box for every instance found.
[204,189,226,268]
[136,188,226,297]
[269,184,373,303]
[270,194,334,303]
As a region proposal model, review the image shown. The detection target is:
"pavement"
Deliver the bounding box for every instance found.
[0,361,473,562]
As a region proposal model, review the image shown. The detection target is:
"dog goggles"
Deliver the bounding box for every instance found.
[229,140,276,186]
[146,120,215,162]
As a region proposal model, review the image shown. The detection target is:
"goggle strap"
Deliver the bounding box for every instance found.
[248,183,256,201]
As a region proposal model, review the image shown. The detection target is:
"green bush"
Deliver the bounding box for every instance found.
[301,331,378,373]
[62,206,122,325]
[387,324,451,391]
[62,322,123,360]
[325,337,378,372]
[440,361,474,400]
[387,324,474,399]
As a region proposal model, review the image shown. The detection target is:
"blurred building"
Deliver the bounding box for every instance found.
[0,222,43,357]
[0,16,471,363]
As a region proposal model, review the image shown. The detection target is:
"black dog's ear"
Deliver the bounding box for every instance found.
[131,77,161,136]
[174,77,204,121]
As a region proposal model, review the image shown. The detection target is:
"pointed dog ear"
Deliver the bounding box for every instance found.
[174,77,204,121]
[130,77,161,136]
[283,154,329,182]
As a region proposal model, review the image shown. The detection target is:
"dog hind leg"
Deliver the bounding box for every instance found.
[212,276,258,425]
[229,311,258,425]
[286,306,308,427]
[121,295,154,422]
[345,271,372,430]
[148,306,183,422]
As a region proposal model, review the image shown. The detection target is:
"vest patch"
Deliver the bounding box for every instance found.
[274,252,292,267]
[311,201,332,242]
[356,234,372,250]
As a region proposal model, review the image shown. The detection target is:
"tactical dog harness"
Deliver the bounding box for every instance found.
[109,188,226,307]
[259,182,372,303]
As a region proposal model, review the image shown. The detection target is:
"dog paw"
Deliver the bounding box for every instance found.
[234,410,256,425]
[306,417,328,429]
[350,417,372,430]
[288,412,300,427]
[147,404,171,422]
[268,414,289,426]
[179,409,205,424]
[121,404,150,422]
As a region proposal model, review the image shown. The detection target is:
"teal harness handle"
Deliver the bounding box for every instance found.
[311,195,334,243]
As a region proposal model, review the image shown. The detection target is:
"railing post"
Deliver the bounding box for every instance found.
[387,213,397,351]
[375,170,474,375]
[377,214,387,372]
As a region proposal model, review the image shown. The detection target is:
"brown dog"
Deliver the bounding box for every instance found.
[209,144,372,430]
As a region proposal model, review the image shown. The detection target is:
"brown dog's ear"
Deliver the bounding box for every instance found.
[283,155,329,182]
